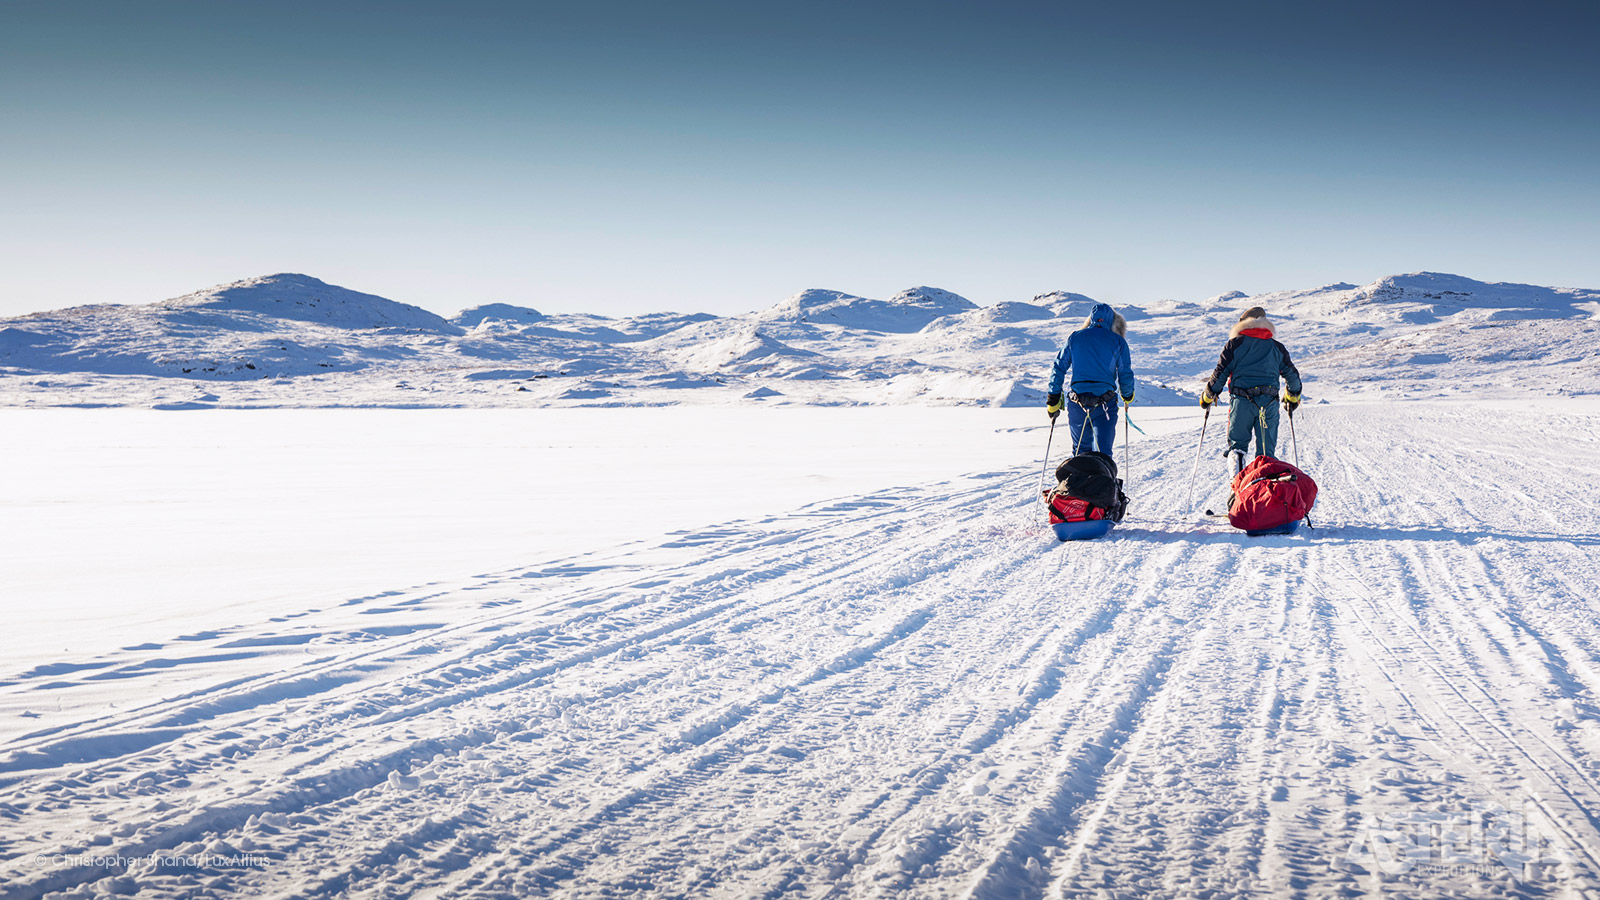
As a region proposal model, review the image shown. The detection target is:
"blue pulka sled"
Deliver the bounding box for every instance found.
[1202,509,1305,537]
[1051,520,1116,542]
[1054,518,1297,541]
[1245,519,1301,537]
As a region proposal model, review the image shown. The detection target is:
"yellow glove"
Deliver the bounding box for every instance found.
[1199,390,1216,409]
[1045,392,1064,420]
[1122,391,1134,405]
[1283,391,1301,413]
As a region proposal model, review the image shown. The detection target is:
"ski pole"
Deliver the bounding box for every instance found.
[1185,406,1211,516]
[1122,398,1130,485]
[1289,403,1302,469]
[1039,415,1058,507]
[1289,405,1313,529]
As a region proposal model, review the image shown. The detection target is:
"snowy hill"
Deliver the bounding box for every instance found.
[672,326,822,375]
[451,302,547,327]
[0,271,1596,408]
[0,274,463,384]
[755,286,979,332]
[160,273,456,332]
[1028,290,1116,321]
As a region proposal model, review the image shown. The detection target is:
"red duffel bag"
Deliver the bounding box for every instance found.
[1228,456,1317,533]
[1047,494,1107,524]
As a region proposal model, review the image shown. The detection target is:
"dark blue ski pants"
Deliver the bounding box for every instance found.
[1067,399,1118,456]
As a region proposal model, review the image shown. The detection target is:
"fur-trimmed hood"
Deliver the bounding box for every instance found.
[1229,316,1275,339]
[1082,303,1127,337]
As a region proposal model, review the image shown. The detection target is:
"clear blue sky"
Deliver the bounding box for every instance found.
[2,0,1595,317]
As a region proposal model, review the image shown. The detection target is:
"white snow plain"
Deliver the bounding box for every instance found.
[2,407,1192,674]
[3,398,1600,900]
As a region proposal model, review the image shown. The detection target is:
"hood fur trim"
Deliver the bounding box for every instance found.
[1082,311,1127,336]
[1230,316,1275,339]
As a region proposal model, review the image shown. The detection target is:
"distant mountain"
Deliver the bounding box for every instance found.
[452,303,546,328]
[0,274,462,381]
[161,273,457,332]
[1,272,1595,408]
[756,286,978,333]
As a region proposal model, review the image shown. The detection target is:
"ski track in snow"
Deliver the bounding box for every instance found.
[3,402,1600,899]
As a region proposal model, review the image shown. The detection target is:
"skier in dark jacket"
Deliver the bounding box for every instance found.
[1045,303,1135,455]
[1201,306,1303,475]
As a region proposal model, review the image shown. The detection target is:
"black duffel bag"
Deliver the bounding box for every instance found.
[1053,451,1128,522]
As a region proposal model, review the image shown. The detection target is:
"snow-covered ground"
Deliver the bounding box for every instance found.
[3,407,1196,677]
[4,398,1600,899]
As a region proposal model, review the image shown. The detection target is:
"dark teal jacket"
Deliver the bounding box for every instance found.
[1205,318,1302,397]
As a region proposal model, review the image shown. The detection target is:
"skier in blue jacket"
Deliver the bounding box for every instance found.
[1045,303,1136,455]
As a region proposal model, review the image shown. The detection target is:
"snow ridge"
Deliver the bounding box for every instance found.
[756,286,978,332]
[1,271,1597,408]
[162,273,455,332]
[452,303,547,328]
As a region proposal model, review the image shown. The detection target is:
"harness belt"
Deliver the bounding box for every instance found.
[1230,384,1276,400]
[1069,389,1117,409]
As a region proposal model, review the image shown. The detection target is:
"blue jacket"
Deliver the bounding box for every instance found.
[1048,303,1135,398]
